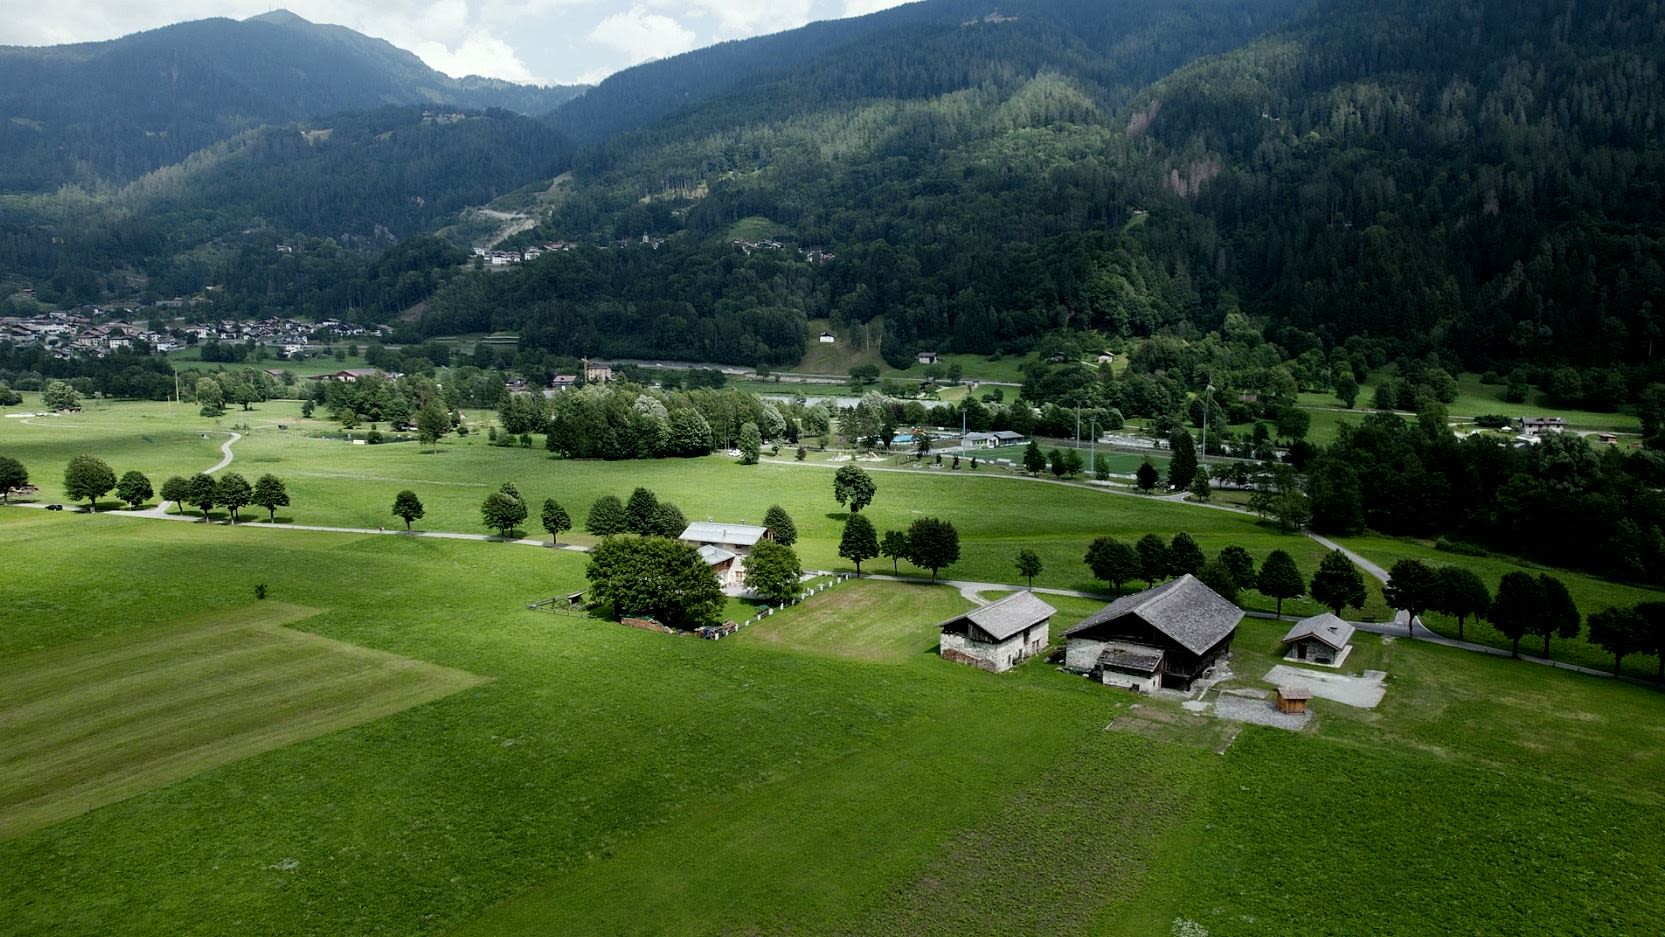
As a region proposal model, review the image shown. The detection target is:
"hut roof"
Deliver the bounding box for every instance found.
[680,522,768,547]
[1281,613,1356,651]
[1065,574,1243,656]
[938,591,1057,642]
[1277,686,1312,701]
[1098,642,1164,673]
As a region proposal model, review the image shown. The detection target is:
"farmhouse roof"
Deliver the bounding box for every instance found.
[1281,613,1355,651]
[696,544,737,567]
[1065,574,1243,656]
[680,521,769,547]
[1097,641,1164,673]
[938,590,1057,642]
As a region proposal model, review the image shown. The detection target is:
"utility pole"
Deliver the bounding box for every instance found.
[1201,377,1215,466]
[1089,414,1097,476]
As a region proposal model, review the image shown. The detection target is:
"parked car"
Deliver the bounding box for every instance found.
[45,504,64,511]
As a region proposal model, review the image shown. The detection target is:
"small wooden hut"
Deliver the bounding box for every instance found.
[1275,686,1311,714]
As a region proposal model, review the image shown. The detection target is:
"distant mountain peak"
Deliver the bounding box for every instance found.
[245,9,312,27]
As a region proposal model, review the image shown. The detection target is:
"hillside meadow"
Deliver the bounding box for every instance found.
[0,511,1660,936]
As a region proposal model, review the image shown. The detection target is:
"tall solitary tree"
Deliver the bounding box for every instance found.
[1135,459,1160,492]
[1256,550,1305,618]
[744,540,803,605]
[63,454,116,512]
[1490,572,1542,658]
[1167,428,1197,490]
[1434,566,1490,641]
[762,505,798,546]
[160,476,190,515]
[216,472,253,523]
[541,498,572,545]
[116,470,154,510]
[1382,559,1440,636]
[833,464,876,513]
[1310,550,1367,618]
[1532,574,1581,657]
[838,513,879,575]
[1135,533,1169,586]
[252,474,289,522]
[1015,549,1043,589]
[906,517,960,582]
[0,456,28,503]
[737,421,762,464]
[393,490,425,530]
[1587,606,1645,676]
[1085,536,1139,592]
[1022,440,1046,475]
[881,529,910,573]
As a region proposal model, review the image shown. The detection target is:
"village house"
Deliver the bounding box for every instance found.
[1280,613,1355,666]
[585,365,614,384]
[916,351,939,365]
[549,374,578,390]
[1064,574,1243,691]
[818,331,837,344]
[936,591,1056,673]
[310,368,385,383]
[1097,351,1115,364]
[679,521,773,590]
[1519,416,1567,435]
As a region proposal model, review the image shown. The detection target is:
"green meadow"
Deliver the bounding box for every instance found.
[0,510,1660,936]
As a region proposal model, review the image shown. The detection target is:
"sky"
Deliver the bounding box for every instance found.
[0,1,917,86]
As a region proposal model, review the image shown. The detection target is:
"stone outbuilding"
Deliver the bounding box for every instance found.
[937,591,1056,673]
[1064,574,1243,690]
[1280,613,1356,666]
[1093,641,1166,694]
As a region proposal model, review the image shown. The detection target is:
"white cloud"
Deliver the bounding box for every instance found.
[587,6,697,65]
[661,0,814,38]
[841,0,911,16]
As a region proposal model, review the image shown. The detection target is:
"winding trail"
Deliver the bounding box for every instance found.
[141,431,241,517]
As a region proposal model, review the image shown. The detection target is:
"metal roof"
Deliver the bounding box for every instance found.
[1280,613,1355,651]
[1065,574,1243,656]
[680,522,768,547]
[937,591,1056,642]
[696,544,737,567]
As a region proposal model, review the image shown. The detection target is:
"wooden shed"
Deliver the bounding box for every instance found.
[1275,686,1311,714]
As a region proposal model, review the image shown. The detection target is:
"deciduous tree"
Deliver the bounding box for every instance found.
[624,487,660,534]
[1310,550,1367,618]
[1490,572,1542,658]
[186,473,216,520]
[1587,606,1645,675]
[586,536,724,629]
[838,513,879,575]
[481,491,528,537]
[0,456,29,503]
[762,505,797,546]
[116,470,153,510]
[63,454,115,512]
[1135,533,1169,586]
[416,397,451,451]
[1531,574,1581,657]
[1256,550,1305,618]
[1168,532,1204,575]
[1382,559,1440,636]
[161,475,189,514]
[541,498,571,544]
[881,529,909,573]
[906,517,960,582]
[744,541,803,605]
[1085,536,1139,592]
[587,495,628,535]
[1135,459,1160,492]
[1015,549,1043,588]
[1434,566,1490,640]
[216,472,252,523]
[1217,546,1256,589]
[393,490,424,530]
[1167,428,1197,490]
[1022,440,1046,475]
[1196,558,1239,603]
[833,464,876,513]
[738,421,762,464]
[252,474,288,521]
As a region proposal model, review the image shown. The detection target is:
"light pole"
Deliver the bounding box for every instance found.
[1200,379,1215,465]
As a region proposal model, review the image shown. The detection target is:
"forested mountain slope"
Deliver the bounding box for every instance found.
[0,10,583,192]
[426,0,1311,363]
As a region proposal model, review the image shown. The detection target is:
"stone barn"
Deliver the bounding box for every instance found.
[1280,613,1356,666]
[936,591,1056,673]
[1064,574,1243,690]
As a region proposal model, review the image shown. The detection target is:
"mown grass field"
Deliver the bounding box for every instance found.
[1,508,1662,936]
[0,601,483,841]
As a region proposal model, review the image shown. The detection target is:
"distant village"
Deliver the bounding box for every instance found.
[0,308,386,360]
[471,237,835,267]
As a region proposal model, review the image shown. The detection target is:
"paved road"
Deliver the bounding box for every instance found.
[144,430,241,516]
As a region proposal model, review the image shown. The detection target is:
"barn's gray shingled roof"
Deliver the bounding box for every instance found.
[937,590,1057,642]
[1281,613,1355,651]
[1098,642,1164,673]
[1065,574,1242,656]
